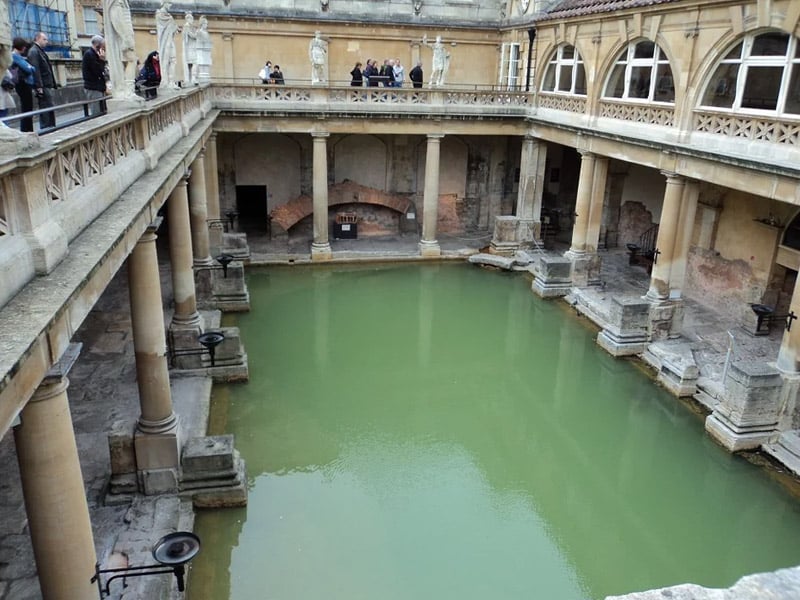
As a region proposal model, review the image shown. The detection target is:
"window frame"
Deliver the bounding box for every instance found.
[82,5,100,36]
[602,40,675,104]
[499,42,521,91]
[699,31,800,117]
[540,44,587,96]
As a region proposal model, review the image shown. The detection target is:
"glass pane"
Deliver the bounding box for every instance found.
[629,66,652,98]
[724,42,743,60]
[700,63,739,108]
[785,64,800,114]
[654,64,675,103]
[574,63,587,95]
[562,45,574,60]
[605,64,626,97]
[751,33,789,57]
[542,63,556,91]
[634,41,655,59]
[658,48,667,60]
[558,65,572,91]
[741,66,782,109]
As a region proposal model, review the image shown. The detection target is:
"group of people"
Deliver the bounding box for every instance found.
[349,59,423,88]
[2,32,58,131]
[258,61,285,84]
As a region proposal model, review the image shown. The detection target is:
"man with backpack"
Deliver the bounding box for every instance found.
[27,32,57,129]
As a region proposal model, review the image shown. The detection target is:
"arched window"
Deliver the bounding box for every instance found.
[701,32,800,115]
[541,45,586,95]
[603,40,675,103]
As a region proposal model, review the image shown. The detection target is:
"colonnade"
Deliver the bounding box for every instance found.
[11,136,222,600]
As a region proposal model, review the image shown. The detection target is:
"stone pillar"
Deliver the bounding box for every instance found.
[189,153,213,267]
[14,346,96,600]
[566,151,595,256]
[585,156,608,254]
[419,134,444,257]
[311,132,332,261]
[167,177,202,331]
[128,224,180,494]
[777,273,800,373]
[668,180,700,298]
[646,172,685,301]
[205,133,223,251]
[517,136,546,221]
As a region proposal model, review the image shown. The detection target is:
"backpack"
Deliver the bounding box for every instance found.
[2,65,19,90]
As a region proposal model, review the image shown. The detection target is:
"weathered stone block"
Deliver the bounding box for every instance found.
[140,468,180,495]
[108,420,136,476]
[183,435,235,473]
[532,256,572,298]
[134,430,181,471]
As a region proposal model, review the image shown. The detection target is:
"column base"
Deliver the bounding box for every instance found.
[705,412,776,452]
[170,312,204,332]
[134,423,181,494]
[311,242,332,261]
[211,261,251,312]
[419,240,441,257]
[531,256,572,298]
[181,435,248,508]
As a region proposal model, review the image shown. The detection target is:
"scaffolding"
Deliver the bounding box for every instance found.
[8,0,72,57]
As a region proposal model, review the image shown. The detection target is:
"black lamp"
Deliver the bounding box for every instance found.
[91,532,201,598]
[215,253,235,278]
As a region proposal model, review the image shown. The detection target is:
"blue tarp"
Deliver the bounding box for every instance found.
[8,0,71,57]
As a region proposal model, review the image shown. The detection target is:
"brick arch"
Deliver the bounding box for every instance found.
[269,181,413,233]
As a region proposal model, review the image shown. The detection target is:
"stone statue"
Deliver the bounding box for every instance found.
[182,12,197,85]
[423,34,450,88]
[155,1,178,88]
[308,31,328,85]
[104,0,137,99]
[0,0,10,74]
[195,16,212,82]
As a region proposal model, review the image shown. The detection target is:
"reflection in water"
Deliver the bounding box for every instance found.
[190,264,800,600]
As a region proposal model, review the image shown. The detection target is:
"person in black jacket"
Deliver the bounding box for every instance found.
[409,61,423,89]
[82,35,107,116]
[137,51,161,99]
[350,62,363,87]
[26,32,57,129]
[271,65,284,84]
[364,59,379,87]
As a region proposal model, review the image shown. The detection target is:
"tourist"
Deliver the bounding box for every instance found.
[393,58,404,87]
[10,38,35,131]
[270,65,284,84]
[364,59,379,87]
[350,62,363,86]
[137,51,161,99]
[27,32,57,129]
[259,60,272,83]
[82,35,108,116]
[0,70,16,118]
[409,61,423,88]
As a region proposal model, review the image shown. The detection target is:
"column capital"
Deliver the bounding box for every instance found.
[177,171,190,185]
[207,131,218,142]
[311,131,330,139]
[578,149,596,159]
[523,134,539,143]
[194,148,206,161]
[660,170,685,183]
[426,133,445,141]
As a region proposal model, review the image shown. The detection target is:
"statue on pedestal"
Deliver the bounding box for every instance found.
[155,1,178,88]
[104,0,138,99]
[195,16,212,82]
[182,12,197,85]
[423,34,450,88]
[308,31,328,85]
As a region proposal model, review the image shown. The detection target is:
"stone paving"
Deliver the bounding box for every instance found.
[0,232,794,600]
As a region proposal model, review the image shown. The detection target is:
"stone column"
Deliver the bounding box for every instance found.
[167,177,202,330]
[419,134,444,257]
[189,153,213,267]
[14,346,96,600]
[566,151,595,256]
[646,172,685,301]
[205,133,223,251]
[311,132,332,261]
[517,136,546,220]
[777,275,800,373]
[668,180,700,298]
[128,224,180,494]
[585,156,608,254]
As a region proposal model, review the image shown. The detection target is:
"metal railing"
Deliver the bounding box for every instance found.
[1,96,108,135]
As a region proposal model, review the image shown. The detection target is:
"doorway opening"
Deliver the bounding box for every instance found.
[235,185,269,235]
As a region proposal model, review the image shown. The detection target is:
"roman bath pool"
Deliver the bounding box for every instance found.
[188,263,800,600]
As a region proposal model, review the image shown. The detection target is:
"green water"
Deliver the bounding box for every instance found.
[189,263,800,600]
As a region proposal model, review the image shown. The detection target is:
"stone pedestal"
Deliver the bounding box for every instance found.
[181,435,248,508]
[532,256,572,297]
[596,297,651,356]
[211,261,251,312]
[566,252,602,287]
[134,428,181,495]
[490,216,521,256]
[706,360,783,451]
